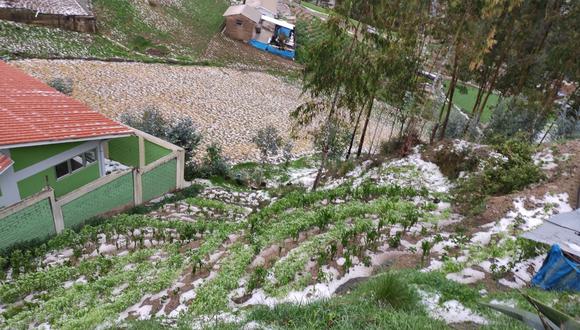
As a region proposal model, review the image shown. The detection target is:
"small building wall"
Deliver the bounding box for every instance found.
[0,129,186,251]
[10,142,82,172]
[0,141,103,206]
[142,159,177,202]
[0,8,97,33]
[17,163,100,199]
[224,15,257,41]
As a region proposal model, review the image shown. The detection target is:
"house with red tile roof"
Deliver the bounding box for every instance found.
[0,61,185,249]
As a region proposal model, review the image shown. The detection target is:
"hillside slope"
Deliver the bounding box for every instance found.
[0,0,229,62]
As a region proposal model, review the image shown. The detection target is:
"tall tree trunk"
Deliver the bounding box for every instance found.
[346,104,365,160]
[312,21,362,191]
[312,86,340,191]
[530,78,563,141]
[461,71,487,137]
[356,96,375,158]
[399,116,407,139]
[430,77,453,143]
[472,59,502,128]
[368,106,385,155]
[538,119,556,145]
[438,54,459,140]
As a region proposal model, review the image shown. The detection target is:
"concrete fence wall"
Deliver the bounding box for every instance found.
[0,130,185,249]
[0,189,58,250]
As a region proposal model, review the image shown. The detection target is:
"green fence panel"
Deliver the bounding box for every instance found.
[0,198,55,250]
[61,172,134,229]
[145,140,172,165]
[108,136,140,167]
[142,159,177,202]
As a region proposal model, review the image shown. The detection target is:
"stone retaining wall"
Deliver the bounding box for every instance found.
[0,8,96,33]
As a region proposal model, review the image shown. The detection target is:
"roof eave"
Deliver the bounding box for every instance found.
[0,132,135,150]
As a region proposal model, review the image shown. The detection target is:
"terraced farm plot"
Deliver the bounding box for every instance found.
[0,0,229,62]
[0,144,576,329]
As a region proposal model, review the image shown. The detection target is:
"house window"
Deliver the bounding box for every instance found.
[55,149,98,179]
[236,19,243,26]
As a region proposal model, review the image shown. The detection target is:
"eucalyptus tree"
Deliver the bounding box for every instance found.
[432,0,490,140]
[292,0,369,190]
[295,0,433,190]
[491,0,579,140]
[354,0,427,158]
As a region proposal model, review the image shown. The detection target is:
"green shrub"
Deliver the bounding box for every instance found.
[192,143,230,179]
[326,159,356,178]
[120,107,203,180]
[454,135,545,214]
[485,96,548,141]
[380,138,402,157]
[372,273,418,311]
[48,77,73,95]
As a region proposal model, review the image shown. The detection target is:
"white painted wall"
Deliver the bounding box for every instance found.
[0,149,21,208]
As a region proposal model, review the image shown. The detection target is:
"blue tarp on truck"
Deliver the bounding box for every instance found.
[249,39,295,60]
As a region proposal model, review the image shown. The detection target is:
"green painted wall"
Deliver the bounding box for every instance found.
[145,140,172,165]
[10,142,82,171]
[108,136,140,167]
[0,198,55,250]
[17,163,100,199]
[61,172,134,229]
[142,159,177,202]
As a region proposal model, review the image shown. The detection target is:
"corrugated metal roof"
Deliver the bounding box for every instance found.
[246,0,277,15]
[0,61,133,148]
[0,153,13,175]
[223,5,261,23]
[521,209,580,257]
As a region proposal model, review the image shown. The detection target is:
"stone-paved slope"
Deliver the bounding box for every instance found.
[13,59,310,162]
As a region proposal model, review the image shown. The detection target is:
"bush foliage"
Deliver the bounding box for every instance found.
[121,107,203,179]
[454,135,545,214]
[48,77,74,96]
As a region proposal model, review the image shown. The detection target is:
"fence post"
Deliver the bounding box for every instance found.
[48,189,64,233]
[138,135,146,169]
[133,169,143,206]
[175,150,185,189]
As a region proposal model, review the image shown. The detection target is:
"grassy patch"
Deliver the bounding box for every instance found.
[302,2,332,15]
[247,274,446,329]
[444,81,500,123]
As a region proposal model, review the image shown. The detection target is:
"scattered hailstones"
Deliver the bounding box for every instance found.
[533,149,558,170]
[418,289,488,325]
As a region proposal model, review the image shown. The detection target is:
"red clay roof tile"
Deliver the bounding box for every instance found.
[0,61,133,148]
[0,154,13,175]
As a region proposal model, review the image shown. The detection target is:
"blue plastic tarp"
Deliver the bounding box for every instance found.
[531,245,580,292]
[278,27,292,38]
[249,40,295,60]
